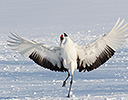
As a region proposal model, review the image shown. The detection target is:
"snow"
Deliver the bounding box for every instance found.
[0,0,128,99]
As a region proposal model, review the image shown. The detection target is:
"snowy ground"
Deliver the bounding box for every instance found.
[0,0,128,100]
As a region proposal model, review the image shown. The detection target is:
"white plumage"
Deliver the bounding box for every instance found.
[8,18,128,97]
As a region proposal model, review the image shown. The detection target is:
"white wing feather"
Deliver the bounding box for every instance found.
[8,32,67,72]
[8,32,40,57]
[77,18,128,71]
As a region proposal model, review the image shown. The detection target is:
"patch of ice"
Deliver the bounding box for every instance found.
[88,30,91,32]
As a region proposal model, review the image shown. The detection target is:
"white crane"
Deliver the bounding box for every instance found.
[8,18,128,97]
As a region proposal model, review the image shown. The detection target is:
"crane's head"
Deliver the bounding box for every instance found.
[60,33,68,47]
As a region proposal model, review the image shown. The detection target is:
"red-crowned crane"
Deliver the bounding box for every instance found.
[8,18,128,97]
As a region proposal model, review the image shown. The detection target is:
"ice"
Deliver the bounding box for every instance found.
[0,0,128,99]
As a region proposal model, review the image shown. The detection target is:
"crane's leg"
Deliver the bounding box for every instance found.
[67,75,73,98]
[62,71,70,87]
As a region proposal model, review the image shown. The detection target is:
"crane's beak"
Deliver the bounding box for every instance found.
[60,39,63,47]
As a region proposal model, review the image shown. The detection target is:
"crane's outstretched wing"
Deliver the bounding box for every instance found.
[77,18,128,72]
[8,33,68,72]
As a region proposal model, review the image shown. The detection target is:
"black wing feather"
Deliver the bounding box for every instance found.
[29,51,68,72]
[77,45,115,72]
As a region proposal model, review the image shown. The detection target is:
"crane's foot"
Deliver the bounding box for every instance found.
[62,71,70,87]
[66,95,70,98]
[62,81,66,87]
[66,75,73,98]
